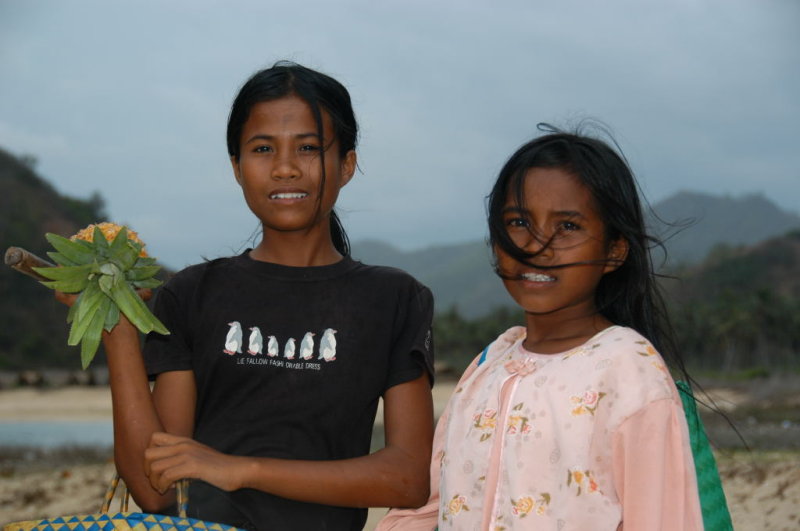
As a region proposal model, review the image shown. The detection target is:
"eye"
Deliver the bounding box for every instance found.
[559,221,581,232]
[299,144,321,152]
[253,145,273,153]
[505,217,529,229]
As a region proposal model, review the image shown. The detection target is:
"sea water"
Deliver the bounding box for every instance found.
[0,420,112,448]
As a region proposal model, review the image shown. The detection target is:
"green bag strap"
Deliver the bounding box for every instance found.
[676,380,734,531]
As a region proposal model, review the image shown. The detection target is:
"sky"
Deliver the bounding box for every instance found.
[1,0,798,269]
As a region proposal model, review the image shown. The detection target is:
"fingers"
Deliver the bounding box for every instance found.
[144,434,238,493]
[55,288,150,308]
[150,431,185,446]
[136,288,153,302]
[145,452,194,494]
[54,290,79,307]
[144,434,196,493]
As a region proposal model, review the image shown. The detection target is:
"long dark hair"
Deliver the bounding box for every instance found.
[227,61,358,255]
[487,124,686,378]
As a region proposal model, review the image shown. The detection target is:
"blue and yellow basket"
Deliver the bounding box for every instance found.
[3,475,245,531]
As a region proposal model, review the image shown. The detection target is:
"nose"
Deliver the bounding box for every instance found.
[521,229,555,259]
[271,151,301,180]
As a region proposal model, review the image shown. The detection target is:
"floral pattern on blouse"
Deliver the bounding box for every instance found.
[562,341,602,360]
[441,494,469,521]
[636,341,658,357]
[473,408,498,442]
[567,467,601,495]
[511,493,551,517]
[570,389,606,416]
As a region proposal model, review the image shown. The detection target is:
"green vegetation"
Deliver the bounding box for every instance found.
[434,305,523,370]
[666,231,800,372]
[0,148,108,370]
[433,232,800,374]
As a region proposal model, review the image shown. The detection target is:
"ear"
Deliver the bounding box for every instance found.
[230,156,242,186]
[339,150,357,188]
[603,237,629,274]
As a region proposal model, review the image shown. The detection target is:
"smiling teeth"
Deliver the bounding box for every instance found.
[522,273,555,282]
[270,192,307,199]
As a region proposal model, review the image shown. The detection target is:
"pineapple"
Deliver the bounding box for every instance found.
[34,223,169,369]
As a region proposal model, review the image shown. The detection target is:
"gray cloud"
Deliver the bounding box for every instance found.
[1,0,798,268]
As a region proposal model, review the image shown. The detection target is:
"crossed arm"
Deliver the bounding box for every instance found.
[57,291,434,513]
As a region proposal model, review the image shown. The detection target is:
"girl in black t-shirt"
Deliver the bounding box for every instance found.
[58,62,434,530]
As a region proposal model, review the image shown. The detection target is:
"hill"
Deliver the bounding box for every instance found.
[664,230,800,370]
[353,191,800,317]
[0,148,106,370]
[351,239,514,318]
[650,191,800,266]
[667,230,800,301]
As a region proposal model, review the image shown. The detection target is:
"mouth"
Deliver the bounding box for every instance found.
[269,192,309,200]
[521,272,556,282]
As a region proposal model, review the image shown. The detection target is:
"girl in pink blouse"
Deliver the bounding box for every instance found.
[379,125,703,530]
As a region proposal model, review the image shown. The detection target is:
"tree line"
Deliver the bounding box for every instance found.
[434,231,800,376]
[433,290,800,375]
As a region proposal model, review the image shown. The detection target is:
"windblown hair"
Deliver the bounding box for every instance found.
[226,61,358,255]
[487,123,686,377]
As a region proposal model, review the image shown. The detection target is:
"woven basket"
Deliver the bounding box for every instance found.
[3,475,245,531]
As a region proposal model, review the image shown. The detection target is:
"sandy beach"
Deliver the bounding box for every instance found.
[1,383,799,530]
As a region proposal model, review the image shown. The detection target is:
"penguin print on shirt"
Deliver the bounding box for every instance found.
[319,328,337,362]
[299,332,315,360]
[266,335,279,358]
[224,321,243,355]
[284,337,296,360]
[247,326,263,355]
[225,325,340,366]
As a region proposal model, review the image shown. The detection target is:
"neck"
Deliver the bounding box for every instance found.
[523,309,613,354]
[250,227,343,267]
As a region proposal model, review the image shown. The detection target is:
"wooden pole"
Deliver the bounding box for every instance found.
[4,247,53,281]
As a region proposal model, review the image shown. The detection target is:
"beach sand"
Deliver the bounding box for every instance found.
[1,384,798,530]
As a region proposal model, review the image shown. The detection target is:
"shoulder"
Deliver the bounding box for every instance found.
[349,261,433,301]
[488,326,526,356]
[160,256,237,295]
[587,326,679,414]
[471,326,526,368]
[591,326,668,369]
[350,261,428,288]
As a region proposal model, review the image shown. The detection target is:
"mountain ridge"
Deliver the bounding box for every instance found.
[352,191,800,317]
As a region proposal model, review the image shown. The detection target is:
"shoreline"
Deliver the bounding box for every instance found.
[0,381,459,423]
[0,387,113,421]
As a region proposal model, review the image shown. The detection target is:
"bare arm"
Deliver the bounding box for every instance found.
[55,289,195,512]
[103,315,196,512]
[145,372,434,508]
[55,290,196,511]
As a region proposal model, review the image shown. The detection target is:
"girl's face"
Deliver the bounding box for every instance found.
[230,95,356,238]
[496,166,626,321]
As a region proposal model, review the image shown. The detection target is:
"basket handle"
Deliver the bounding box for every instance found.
[102,472,189,518]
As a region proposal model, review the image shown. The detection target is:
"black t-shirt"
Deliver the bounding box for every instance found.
[143,252,434,530]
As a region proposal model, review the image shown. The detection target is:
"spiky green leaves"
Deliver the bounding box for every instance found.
[34,226,169,369]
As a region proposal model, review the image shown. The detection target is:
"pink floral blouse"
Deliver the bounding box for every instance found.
[378,326,703,530]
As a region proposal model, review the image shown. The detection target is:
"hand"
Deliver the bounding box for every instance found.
[54,288,152,307]
[54,290,79,307]
[144,432,241,494]
[54,288,152,346]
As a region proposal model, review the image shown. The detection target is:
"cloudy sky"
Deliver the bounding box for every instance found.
[1,0,798,269]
